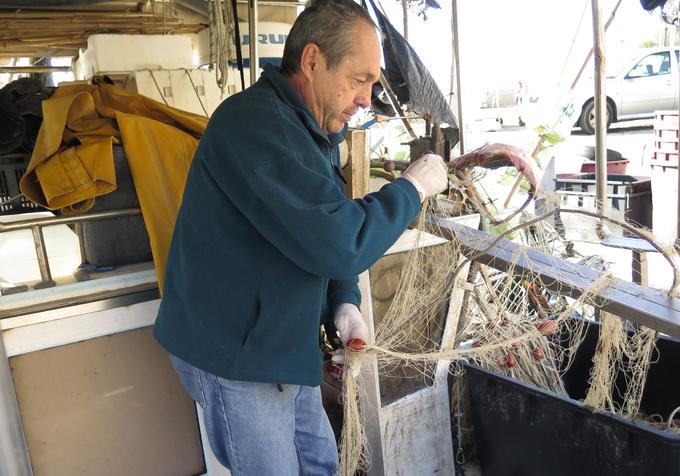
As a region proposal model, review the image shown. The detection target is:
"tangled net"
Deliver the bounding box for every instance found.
[336,179,680,475]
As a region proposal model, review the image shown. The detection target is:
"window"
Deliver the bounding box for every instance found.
[627,51,671,78]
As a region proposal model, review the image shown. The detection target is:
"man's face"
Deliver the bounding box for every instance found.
[312,20,381,134]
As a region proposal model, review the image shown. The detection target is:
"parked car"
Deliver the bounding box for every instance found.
[574,46,680,134]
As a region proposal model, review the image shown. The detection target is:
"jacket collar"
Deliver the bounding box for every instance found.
[259,64,348,148]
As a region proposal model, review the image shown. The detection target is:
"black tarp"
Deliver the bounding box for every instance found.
[366,0,458,130]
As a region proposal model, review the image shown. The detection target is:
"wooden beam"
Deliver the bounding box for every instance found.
[344,129,370,199]
[430,217,680,338]
[356,272,385,476]
[342,127,385,474]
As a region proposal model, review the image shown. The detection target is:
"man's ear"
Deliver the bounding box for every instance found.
[299,43,323,80]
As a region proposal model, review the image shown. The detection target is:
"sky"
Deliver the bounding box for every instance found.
[377,0,671,108]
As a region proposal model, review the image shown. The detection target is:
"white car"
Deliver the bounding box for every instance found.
[574,46,680,134]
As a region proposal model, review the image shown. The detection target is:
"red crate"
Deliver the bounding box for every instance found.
[651,111,679,168]
[655,140,680,153]
[655,110,679,128]
[580,159,628,174]
[651,150,679,168]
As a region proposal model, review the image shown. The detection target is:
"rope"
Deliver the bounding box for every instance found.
[184,69,209,117]
[147,70,170,106]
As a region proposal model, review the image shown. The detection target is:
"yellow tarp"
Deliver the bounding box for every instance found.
[20,82,208,290]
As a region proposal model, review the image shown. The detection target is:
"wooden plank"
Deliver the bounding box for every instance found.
[345,129,370,199]
[357,271,385,476]
[430,218,680,338]
[344,126,385,475]
[381,386,452,475]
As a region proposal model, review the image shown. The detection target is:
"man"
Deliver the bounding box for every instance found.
[154,0,448,474]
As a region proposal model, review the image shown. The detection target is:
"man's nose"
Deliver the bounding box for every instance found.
[355,84,373,108]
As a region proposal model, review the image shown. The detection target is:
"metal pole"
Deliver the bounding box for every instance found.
[30,226,55,289]
[0,208,141,233]
[451,0,465,154]
[74,222,87,264]
[248,0,259,86]
[0,335,33,476]
[591,0,608,222]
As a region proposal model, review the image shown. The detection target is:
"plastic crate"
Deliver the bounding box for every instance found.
[553,174,652,240]
[580,158,629,174]
[651,111,679,168]
[0,154,43,215]
[459,320,680,476]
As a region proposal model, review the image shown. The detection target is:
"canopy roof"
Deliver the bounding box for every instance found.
[0,0,296,58]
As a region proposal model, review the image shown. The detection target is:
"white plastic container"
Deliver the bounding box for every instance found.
[0,212,81,284]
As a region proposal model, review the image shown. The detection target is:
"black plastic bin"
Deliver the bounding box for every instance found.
[554,174,652,229]
[553,174,652,241]
[459,321,680,476]
[0,153,43,214]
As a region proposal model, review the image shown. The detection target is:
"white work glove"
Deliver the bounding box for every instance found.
[333,303,370,348]
[401,153,449,201]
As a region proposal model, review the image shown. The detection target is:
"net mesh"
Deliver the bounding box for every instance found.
[336,176,680,475]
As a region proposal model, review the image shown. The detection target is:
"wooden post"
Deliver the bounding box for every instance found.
[451,0,464,154]
[591,0,608,224]
[343,128,386,475]
[344,129,371,199]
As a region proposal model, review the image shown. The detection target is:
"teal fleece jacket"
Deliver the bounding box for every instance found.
[154,64,421,386]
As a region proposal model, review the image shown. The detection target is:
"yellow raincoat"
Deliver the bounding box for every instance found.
[20,82,208,290]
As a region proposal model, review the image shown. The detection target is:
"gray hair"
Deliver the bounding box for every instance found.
[280,0,378,75]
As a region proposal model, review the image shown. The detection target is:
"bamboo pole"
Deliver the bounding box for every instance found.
[0,11,157,19]
[570,0,623,92]
[591,0,608,224]
[0,66,70,73]
[451,0,464,154]
[503,0,622,210]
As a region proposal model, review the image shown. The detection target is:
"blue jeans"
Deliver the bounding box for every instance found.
[169,355,339,476]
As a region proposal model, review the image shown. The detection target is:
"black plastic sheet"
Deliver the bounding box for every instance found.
[366,0,458,129]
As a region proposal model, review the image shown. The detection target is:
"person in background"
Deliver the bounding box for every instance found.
[153,0,448,474]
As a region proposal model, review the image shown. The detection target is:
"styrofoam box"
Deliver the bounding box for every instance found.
[126,68,238,116]
[73,34,193,80]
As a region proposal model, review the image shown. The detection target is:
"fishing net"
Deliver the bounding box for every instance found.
[335,173,680,475]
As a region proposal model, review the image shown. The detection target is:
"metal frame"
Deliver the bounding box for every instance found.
[0,208,141,290]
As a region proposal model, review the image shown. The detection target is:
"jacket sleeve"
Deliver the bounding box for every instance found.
[328,276,361,313]
[201,96,422,280]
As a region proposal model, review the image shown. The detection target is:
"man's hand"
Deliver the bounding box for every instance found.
[402,153,448,201]
[333,303,370,348]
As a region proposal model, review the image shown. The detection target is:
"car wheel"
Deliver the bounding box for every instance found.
[579,100,613,135]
